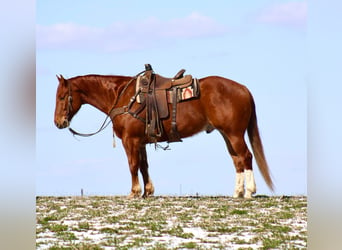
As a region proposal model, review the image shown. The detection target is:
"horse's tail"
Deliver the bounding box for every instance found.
[247,96,274,191]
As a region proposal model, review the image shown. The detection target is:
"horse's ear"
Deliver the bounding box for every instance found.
[56,74,65,80]
[56,74,67,86]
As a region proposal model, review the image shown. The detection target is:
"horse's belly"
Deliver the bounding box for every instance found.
[165,100,209,138]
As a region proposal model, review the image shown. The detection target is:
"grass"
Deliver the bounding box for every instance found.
[48,224,68,233]
[230,209,248,215]
[179,241,199,249]
[36,196,307,249]
[165,225,194,239]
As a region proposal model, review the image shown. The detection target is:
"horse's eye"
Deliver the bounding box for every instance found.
[59,96,66,101]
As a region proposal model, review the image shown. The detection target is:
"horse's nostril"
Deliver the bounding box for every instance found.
[62,120,69,128]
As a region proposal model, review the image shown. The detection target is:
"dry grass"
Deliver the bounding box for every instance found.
[36,196,307,249]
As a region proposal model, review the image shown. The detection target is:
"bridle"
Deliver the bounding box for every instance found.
[66,79,73,121]
[67,69,147,138]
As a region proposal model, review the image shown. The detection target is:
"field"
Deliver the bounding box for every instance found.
[36,196,307,249]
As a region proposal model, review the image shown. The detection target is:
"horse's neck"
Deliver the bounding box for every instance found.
[76,76,126,114]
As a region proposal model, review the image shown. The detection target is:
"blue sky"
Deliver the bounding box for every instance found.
[36,1,307,196]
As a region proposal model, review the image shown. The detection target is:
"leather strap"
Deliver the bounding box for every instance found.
[169,87,182,142]
[109,106,128,120]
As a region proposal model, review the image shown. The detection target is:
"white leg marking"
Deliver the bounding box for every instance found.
[244,169,256,198]
[233,172,245,198]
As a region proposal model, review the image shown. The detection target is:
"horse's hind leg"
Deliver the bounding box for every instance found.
[139,145,154,198]
[220,132,256,198]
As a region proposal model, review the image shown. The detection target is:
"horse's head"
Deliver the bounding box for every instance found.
[54,75,82,129]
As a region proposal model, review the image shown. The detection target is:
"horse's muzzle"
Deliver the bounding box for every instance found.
[55,118,69,129]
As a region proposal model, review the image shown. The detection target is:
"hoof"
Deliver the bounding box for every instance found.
[233,191,244,198]
[244,192,253,199]
[244,189,256,199]
[142,189,154,199]
[127,191,141,199]
[142,192,153,199]
[142,182,154,198]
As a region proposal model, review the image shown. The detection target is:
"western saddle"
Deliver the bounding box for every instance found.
[132,64,199,143]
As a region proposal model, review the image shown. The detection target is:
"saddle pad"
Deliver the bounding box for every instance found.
[180,85,195,100]
[167,78,200,103]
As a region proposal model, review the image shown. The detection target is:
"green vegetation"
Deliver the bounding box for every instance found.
[36,196,307,249]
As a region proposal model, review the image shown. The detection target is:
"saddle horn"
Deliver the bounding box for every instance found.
[145,64,153,71]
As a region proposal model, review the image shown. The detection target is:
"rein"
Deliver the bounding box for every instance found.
[68,69,146,138]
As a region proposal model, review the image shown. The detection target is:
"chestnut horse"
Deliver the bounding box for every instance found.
[54,72,273,198]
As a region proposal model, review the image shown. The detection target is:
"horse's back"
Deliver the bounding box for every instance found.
[199,76,250,94]
[199,76,252,106]
[198,76,253,131]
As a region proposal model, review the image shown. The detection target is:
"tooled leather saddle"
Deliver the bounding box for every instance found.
[133,64,199,143]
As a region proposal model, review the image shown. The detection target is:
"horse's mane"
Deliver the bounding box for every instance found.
[67,75,133,90]
[68,74,131,81]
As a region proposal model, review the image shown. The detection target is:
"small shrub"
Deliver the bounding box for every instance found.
[99,227,118,234]
[77,221,91,231]
[48,223,68,232]
[180,241,198,249]
[230,209,248,215]
[56,231,77,241]
[262,237,283,249]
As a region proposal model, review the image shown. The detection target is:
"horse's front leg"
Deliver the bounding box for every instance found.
[139,145,154,198]
[123,137,142,198]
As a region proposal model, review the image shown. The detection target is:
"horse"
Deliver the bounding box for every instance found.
[54,70,274,198]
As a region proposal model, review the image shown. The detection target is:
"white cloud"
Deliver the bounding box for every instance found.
[37,12,228,52]
[257,2,307,28]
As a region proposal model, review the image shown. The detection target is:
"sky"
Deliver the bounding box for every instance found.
[36,0,307,197]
